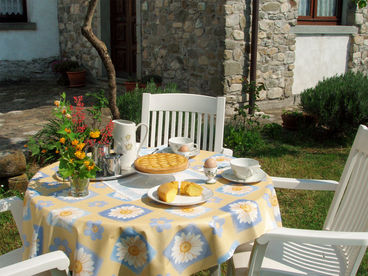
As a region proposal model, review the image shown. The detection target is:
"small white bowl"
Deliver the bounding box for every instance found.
[169,137,197,153]
[230,158,260,179]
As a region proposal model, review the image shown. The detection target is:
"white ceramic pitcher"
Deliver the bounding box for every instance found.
[112,120,148,170]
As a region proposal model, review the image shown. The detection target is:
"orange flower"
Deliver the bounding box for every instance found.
[72,140,79,146]
[76,143,85,151]
[54,100,60,107]
[59,137,66,144]
[41,149,47,153]
[65,128,71,134]
[84,160,90,167]
[90,130,100,139]
[62,108,67,114]
[24,144,28,148]
[55,150,59,154]
[65,147,68,151]
[74,150,86,160]
[87,163,95,171]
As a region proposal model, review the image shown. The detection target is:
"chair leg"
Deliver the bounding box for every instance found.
[226,257,235,276]
[209,264,222,276]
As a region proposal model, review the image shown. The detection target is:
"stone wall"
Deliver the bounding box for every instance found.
[0,57,57,82]
[349,5,368,72]
[140,0,226,96]
[57,0,101,78]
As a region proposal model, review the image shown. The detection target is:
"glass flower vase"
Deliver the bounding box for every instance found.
[70,176,89,197]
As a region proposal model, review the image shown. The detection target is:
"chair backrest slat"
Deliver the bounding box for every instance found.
[150,111,157,147]
[322,125,368,275]
[141,93,226,153]
[203,114,208,150]
[190,112,196,141]
[209,114,215,151]
[171,111,176,138]
[177,111,183,137]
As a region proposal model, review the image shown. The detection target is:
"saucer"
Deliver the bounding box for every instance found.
[221,168,267,184]
[158,147,200,158]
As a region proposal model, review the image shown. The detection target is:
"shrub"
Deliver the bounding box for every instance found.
[300,71,368,133]
[117,81,180,124]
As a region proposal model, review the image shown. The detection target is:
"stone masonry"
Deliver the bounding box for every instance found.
[349,3,368,72]
[55,0,368,114]
[141,0,226,97]
[57,0,101,77]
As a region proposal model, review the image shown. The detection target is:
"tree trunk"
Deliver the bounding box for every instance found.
[81,0,120,119]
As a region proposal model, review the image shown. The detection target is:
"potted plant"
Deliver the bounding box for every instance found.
[123,76,139,92]
[51,59,86,87]
[140,74,162,88]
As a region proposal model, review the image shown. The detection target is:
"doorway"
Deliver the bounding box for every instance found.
[110,0,137,78]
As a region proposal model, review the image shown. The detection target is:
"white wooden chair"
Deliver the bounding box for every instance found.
[0,196,70,275]
[140,93,233,155]
[229,124,368,276]
[0,250,70,276]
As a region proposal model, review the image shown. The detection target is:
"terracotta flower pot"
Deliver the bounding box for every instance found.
[124,81,138,92]
[66,71,86,88]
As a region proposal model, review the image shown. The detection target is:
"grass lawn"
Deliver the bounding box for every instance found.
[1,125,367,275]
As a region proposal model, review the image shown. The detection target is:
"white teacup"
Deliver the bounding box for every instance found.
[169,137,197,154]
[230,158,260,179]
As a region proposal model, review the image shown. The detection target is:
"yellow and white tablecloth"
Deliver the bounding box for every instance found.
[22,150,282,276]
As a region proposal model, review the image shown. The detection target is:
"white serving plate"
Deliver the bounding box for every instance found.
[221,168,267,184]
[147,184,213,206]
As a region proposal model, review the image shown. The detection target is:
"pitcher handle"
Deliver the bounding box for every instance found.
[136,123,149,154]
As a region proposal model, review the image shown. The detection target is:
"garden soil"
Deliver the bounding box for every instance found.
[0,79,284,152]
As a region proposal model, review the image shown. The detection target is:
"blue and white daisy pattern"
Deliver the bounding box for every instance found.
[49,238,72,257]
[217,240,240,264]
[149,217,173,232]
[55,189,97,202]
[207,196,223,203]
[166,205,210,218]
[91,182,107,189]
[88,200,108,208]
[221,199,262,232]
[74,243,102,276]
[106,191,132,202]
[84,220,104,240]
[164,225,211,273]
[99,204,151,222]
[111,227,156,274]
[41,181,63,189]
[46,207,89,232]
[29,225,43,258]
[217,184,258,197]
[263,184,282,223]
[31,171,48,181]
[35,200,54,210]
[209,216,225,237]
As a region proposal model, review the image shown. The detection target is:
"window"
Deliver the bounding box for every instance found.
[0,0,27,22]
[298,0,342,25]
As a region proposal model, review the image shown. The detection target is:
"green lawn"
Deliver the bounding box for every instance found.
[1,125,367,275]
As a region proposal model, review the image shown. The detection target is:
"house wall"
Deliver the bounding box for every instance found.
[57,0,101,78]
[0,0,59,81]
[293,35,350,94]
[140,0,226,97]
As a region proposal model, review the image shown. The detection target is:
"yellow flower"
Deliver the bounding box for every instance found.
[87,163,95,171]
[76,143,85,151]
[69,158,74,163]
[84,160,90,167]
[90,130,100,139]
[54,100,60,107]
[65,128,71,134]
[72,140,79,146]
[74,151,86,160]
[60,137,66,144]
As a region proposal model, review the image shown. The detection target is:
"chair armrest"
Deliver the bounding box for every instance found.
[0,250,70,276]
[270,176,338,191]
[221,147,233,157]
[257,227,368,247]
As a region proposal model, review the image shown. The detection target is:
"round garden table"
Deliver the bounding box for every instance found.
[22,150,282,276]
